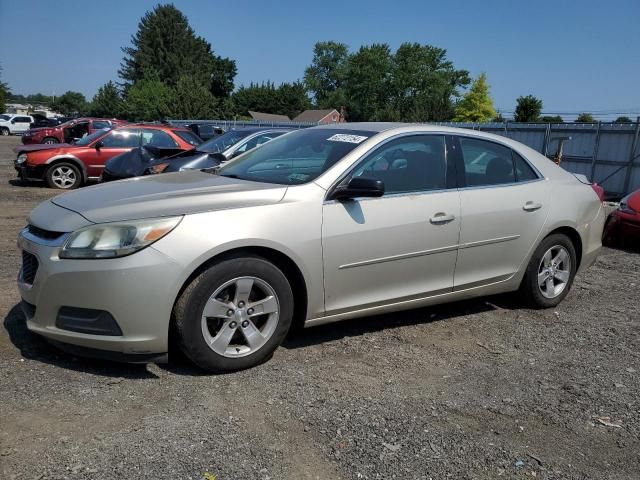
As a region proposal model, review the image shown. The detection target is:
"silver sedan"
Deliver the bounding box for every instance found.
[17,123,605,372]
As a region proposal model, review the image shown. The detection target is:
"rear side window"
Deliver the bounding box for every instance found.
[16,117,31,123]
[513,151,539,182]
[92,120,110,130]
[459,137,515,186]
[173,130,202,146]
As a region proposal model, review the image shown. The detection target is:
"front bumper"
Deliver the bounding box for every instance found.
[17,231,184,358]
[15,161,45,181]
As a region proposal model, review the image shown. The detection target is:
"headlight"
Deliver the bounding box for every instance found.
[59,216,182,259]
[17,154,27,164]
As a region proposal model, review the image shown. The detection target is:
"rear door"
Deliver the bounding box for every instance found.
[452,135,550,289]
[13,116,32,134]
[322,134,461,314]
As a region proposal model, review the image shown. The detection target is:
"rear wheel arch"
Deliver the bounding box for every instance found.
[545,226,583,269]
[170,246,309,339]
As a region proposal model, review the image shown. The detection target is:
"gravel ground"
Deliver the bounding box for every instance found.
[0,135,638,480]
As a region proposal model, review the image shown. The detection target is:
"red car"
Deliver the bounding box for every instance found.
[21,117,127,145]
[15,124,201,189]
[603,189,640,248]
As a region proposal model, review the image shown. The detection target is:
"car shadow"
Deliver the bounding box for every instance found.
[8,178,45,188]
[3,303,158,379]
[282,294,519,350]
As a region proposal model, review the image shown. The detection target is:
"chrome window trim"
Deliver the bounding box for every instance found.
[457,177,545,192]
[324,131,452,201]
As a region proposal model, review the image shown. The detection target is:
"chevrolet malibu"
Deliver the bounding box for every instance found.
[17,124,605,372]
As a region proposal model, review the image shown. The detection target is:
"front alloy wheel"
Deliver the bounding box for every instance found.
[174,256,294,372]
[46,163,81,189]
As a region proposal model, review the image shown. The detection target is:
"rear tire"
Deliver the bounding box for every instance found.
[42,137,59,144]
[0,128,9,136]
[520,233,577,308]
[174,256,294,373]
[45,162,82,189]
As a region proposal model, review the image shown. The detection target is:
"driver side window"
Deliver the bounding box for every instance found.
[100,129,141,148]
[352,135,447,194]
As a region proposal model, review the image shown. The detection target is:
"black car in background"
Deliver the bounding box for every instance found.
[186,123,225,141]
[102,127,292,181]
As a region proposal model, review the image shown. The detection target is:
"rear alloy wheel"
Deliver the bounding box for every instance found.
[520,233,577,308]
[0,128,8,136]
[42,137,59,144]
[174,256,294,372]
[45,162,82,189]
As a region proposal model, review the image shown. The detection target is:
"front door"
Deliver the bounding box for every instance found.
[322,134,461,314]
[452,135,550,289]
[88,129,141,177]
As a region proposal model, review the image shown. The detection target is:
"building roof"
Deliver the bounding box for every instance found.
[293,109,340,123]
[248,111,290,122]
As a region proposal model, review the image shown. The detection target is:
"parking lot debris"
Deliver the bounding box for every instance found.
[594,416,622,428]
[476,342,504,354]
[515,459,525,468]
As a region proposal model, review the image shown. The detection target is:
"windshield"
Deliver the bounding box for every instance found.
[73,128,110,146]
[217,129,375,185]
[197,130,252,153]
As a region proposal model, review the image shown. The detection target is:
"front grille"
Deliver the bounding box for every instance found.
[21,251,39,285]
[27,224,65,241]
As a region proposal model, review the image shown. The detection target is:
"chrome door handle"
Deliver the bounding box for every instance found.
[523,201,543,212]
[430,213,455,225]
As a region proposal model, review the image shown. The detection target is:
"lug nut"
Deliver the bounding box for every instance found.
[247,308,254,315]
[241,320,249,328]
[238,301,245,308]
[226,309,234,317]
[229,321,237,328]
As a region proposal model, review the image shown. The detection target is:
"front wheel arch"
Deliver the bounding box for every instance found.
[45,158,87,183]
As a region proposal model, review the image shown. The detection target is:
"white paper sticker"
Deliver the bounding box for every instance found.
[326,134,368,144]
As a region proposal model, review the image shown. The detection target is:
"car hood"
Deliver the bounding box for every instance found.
[48,170,288,225]
[15,143,73,154]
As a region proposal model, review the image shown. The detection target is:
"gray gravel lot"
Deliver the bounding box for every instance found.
[0,135,638,480]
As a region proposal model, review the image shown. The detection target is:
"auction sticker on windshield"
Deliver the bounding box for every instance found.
[327,134,368,144]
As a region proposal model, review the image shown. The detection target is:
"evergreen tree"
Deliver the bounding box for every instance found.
[121,76,174,121]
[303,41,349,109]
[540,115,564,123]
[89,81,122,117]
[614,116,632,124]
[171,75,217,119]
[453,73,496,122]
[514,95,543,122]
[119,4,236,96]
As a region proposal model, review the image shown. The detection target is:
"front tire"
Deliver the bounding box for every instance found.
[174,256,294,373]
[520,233,577,308]
[45,162,82,189]
[0,128,9,136]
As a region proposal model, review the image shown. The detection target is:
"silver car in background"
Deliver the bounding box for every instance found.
[17,123,605,372]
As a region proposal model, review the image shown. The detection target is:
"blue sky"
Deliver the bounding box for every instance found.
[1,0,639,120]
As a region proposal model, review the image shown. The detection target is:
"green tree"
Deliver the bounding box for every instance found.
[493,111,505,122]
[575,112,595,123]
[453,73,496,122]
[119,4,236,96]
[171,75,217,119]
[514,95,542,122]
[276,81,311,119]
[51,91,87,116]
[0,66,9,113]
[121,76,174,121]
[344,43,393,121]
[614,116,632,124]
[232,82,279,117]
[540,115,564,123]
[388,43,469,122]
[89,81,122,117]
[303,41,349,109]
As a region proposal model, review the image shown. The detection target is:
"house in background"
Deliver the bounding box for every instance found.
[249,111,291,122]
[293,109,344,124]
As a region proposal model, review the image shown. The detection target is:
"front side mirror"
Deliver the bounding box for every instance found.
[209,152,227,163]
[94,140,104,150]
[331,177,385,201]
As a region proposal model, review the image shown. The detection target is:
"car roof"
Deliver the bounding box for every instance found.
[229,127,293,133]
[117,123,190,132]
